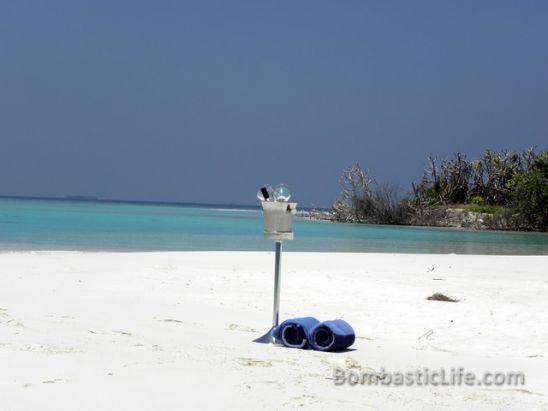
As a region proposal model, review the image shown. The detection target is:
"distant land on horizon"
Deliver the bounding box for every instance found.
[0,194,320,211]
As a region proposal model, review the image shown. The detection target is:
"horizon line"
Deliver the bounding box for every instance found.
[0,194,320,210]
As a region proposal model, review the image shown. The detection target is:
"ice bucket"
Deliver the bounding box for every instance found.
[261,201,297,240]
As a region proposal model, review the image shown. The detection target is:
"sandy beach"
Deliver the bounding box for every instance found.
[0,251,547,410]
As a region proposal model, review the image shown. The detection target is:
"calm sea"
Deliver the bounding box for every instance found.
[0,197,546,254]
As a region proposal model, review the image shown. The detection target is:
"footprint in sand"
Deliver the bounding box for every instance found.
[87,329,133,337]
[42,378,69,384]
[0,343,79,354]
[284,394,321,407]
[160,319,184,324]
[3,319,24,327]
[227,323,257,333]
[0,308,24,327]
[112,330,132,336]
[234,358,273,367]
[242,380,285,390]
[344,357,362,370]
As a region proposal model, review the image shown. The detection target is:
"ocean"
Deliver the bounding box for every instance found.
[0,197,546,254]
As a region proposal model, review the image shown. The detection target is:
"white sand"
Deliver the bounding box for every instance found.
[0,251,547,410]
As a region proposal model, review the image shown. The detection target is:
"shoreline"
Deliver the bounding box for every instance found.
[1,251,547,410]
[305,208,548,233]
[301,214,548,235]
[1,248,547,256]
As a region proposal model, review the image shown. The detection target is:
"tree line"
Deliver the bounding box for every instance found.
[331,148,547,231]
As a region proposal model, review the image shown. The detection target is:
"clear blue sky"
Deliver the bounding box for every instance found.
[1,1,547,207]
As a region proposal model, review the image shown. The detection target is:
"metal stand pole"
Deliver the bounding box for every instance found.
[272,240,282,327]
[254,240,283,344]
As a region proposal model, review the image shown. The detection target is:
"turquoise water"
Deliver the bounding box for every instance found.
[0,198,546,254]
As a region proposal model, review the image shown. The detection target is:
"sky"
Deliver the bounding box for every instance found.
[1,1,547,207]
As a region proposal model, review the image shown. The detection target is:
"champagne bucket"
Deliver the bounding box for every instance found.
[261,201,297,240]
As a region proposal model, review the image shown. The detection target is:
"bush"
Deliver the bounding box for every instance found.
[333,164,411,224]
[470,195,485,206]
[334,149,547,230]
[509,170,548,230]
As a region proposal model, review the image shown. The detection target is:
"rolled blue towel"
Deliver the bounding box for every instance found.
[309,319,355,352]
[274,317,320,348]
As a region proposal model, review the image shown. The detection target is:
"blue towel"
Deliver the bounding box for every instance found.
[309,319,355,352]
[274,317,320,348]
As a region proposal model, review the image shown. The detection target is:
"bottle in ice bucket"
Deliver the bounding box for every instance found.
[273,184,291,202]
[257,185,275,201]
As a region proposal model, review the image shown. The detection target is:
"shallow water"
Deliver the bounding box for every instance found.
[0,198,546,254]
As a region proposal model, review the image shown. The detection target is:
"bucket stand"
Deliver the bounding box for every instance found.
[254,200,296,344]
[254,240,283,344]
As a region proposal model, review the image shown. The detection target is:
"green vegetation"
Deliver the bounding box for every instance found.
[508,151,548,229]
[470,195,484,206]
[333,148,547,231]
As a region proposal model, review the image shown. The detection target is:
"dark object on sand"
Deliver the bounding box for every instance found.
[308,319,356,352]
[427,293,459,302]
[274,317,320,348]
